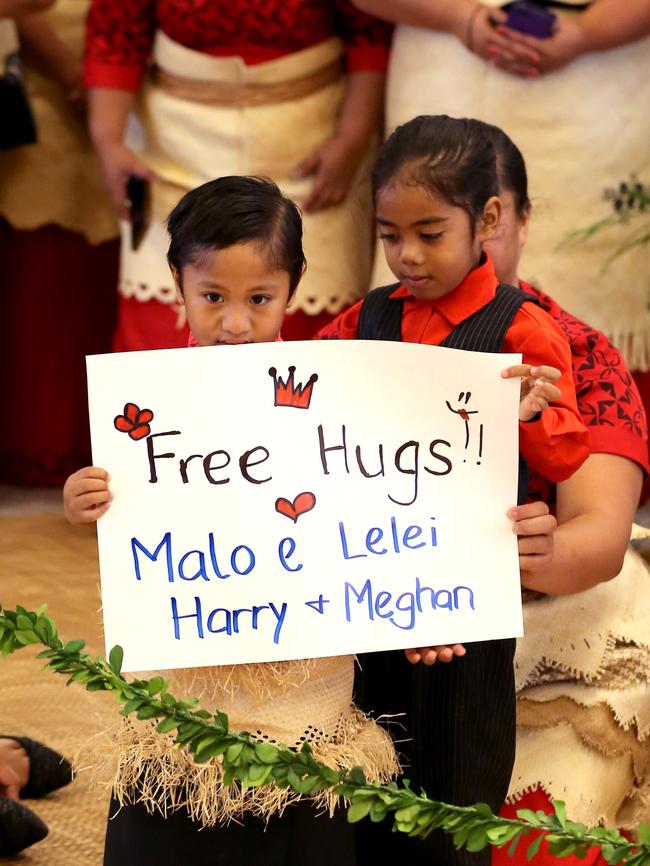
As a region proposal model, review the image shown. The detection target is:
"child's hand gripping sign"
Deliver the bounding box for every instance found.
[87,339,524,673]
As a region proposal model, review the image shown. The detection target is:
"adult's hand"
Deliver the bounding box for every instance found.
[293,134,365,213]
[462,3,540,76]
[491,15,587,76]
[95,141,156,220]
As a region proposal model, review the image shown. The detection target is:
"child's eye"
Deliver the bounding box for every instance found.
[250,294,270,306]
[204,292,223,303]
[421,232,443,242]
[378,232,398,242]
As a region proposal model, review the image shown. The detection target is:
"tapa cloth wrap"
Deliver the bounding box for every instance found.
[120,32,374,319]
[372,2,650,370]
[509,527,650,827]
[95,655,398,826]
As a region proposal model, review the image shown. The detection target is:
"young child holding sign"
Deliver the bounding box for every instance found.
[63,177,401,866]
[64,171,574,865]
[318,114,591,866]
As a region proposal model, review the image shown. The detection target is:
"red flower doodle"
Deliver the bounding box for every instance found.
[114,403,154,441]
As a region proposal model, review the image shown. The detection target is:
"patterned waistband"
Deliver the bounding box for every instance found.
[151,58,344,107]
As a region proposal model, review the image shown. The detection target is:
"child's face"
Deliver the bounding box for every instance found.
[173,242,291,345]
[376,180,500,300]
[484,188,530,286]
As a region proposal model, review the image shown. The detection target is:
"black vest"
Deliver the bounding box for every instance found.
[356,281,539,504]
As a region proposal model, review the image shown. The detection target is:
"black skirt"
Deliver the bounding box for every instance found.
[103,796,355,866]
[355,639,516,866]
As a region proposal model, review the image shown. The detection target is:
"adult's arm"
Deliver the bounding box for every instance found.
[296,70,385,212]
[519,453,642,595]
[296,2,391,212]
[350,0,517,64]
[87,88,155,218]
[0,0,54,17]
[16,12,81,96]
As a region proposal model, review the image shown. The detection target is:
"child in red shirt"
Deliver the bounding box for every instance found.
[318,114,590,866]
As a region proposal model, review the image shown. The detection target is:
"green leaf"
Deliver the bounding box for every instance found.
[14,629,40,645]
[194,740,226,764]
[638,825,650,846]
[287,769,302,790]
[222,766,237,787]
[247,764,273,785]
[271,764,289,783]
[474,803,494,819]
[109,645,123,675]
[136,705,161,720]
[466,828,488,853]
[147,676,165,696]
[552,800,567,829]
[122,698,144,715]
[517,809,543,827]
[63,639,85,655]
[156,717,179,734]
[526,835,543,861]
[225,743,244,764]
[17,614,34,630]
[508,831,524,857]
[348,800,373,823]
[254,743,280,765]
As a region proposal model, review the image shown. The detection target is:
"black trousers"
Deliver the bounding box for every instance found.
[355,639,516,866]
[103,796,355,866]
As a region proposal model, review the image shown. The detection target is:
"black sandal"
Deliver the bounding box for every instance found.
[0,797,48,856]
[0,736,73,799]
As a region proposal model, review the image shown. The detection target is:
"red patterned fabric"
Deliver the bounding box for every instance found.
[319,278,649,486]
[521,281,649,506]
[84,0,392,90]
[318,256,591,484]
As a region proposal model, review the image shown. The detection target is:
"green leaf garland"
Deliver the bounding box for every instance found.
[1,602,649,864]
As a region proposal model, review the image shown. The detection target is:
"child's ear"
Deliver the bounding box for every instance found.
[170,265,184,305]
[478,196,502,242]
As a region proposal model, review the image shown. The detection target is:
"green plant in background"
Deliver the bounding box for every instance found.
[559,178,649,268]
[2,602,650,864]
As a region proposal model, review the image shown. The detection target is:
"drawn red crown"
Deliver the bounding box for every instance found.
[268,366,318,409]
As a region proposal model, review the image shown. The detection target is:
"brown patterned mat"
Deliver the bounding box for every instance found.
[0,512,114,865]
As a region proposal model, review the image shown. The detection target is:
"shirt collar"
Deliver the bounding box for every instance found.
[389,254,498,326]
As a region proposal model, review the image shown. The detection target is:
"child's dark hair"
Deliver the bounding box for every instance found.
[471,120,531,217]
[166,176,305,295]
[372,115,499,229]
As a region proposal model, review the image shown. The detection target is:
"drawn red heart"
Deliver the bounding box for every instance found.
[275,492,317,523]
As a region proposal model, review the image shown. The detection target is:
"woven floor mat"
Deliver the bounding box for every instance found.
[0,512,114,865]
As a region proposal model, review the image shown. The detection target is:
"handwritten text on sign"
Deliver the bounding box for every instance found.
[87,340,523,673]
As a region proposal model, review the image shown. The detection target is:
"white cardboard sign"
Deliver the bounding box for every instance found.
[87,340,524,673]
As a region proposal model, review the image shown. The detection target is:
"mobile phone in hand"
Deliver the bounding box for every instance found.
[503,1,556,38]
[126,174,151,251]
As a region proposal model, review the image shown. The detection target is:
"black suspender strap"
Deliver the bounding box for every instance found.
[357,283,403,341]
[357,281,539,350]
[440,283,538,353]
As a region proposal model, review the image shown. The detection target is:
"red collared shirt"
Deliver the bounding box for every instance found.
[318,256,590,483]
